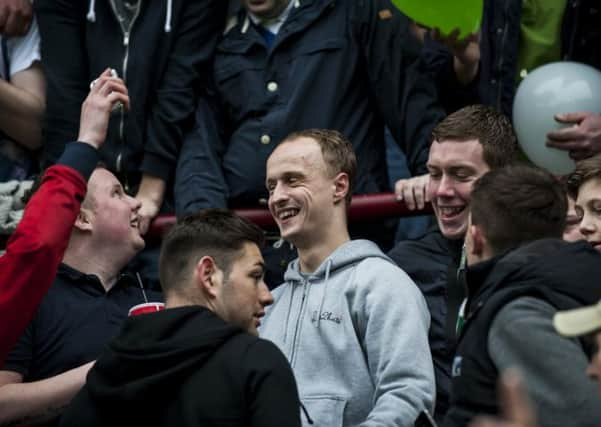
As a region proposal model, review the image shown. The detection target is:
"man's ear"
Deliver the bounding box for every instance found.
[194,256,221,299]
[74,209,93,232]
[469,224,485,257]
[332,172,350,204]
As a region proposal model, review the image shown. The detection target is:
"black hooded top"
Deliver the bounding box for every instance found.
[443,239,601,427]
[60,306,301,427]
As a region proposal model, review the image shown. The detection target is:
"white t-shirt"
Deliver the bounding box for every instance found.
[0,16,41,80]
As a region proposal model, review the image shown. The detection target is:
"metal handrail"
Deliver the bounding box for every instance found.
[148,192,432,239]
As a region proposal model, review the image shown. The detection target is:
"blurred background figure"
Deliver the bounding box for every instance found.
[0,0,44,182]
[469,299,601,427]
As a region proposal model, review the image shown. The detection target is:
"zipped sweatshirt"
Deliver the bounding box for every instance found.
[260,239,435,427]
[36,0,227,188]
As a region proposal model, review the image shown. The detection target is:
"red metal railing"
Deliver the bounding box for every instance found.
[148,192,432,239]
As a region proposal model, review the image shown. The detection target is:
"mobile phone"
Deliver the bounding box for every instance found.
[414,410,438,427]
[108,69,124,113]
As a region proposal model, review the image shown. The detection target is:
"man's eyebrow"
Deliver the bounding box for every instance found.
[448,165,476,172]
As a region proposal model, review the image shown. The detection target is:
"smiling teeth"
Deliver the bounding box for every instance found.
[440,207,464,215]
[279,209,299,220]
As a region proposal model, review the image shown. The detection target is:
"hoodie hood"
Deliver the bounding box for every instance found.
[86,306,241,416]
[466,239,601,316]
[283,239,392,283]
[278,239,395,331]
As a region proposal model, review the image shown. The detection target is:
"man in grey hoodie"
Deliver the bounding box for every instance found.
[261,129,435,427]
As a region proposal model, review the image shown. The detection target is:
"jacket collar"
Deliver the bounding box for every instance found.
[58,263,137,296]
[224,0,336,51]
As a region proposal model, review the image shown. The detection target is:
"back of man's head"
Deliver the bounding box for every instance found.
[432,104,518,169]
[159,209,265,295]
[470,165,567,255]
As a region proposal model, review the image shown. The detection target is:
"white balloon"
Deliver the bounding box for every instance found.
[513,62,601,175]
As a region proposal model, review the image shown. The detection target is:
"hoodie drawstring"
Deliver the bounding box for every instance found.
[283,282,295,343]
[241,15,250,33]
[164,0,172,32]
[316,259,332,328]
[301,402,314,425]
[86,0,96,22]
[87,0,172,33]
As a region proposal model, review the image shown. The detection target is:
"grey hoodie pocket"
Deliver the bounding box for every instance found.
[301,395,347,427]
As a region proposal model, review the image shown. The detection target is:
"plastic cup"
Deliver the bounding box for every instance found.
[128,302,165,316]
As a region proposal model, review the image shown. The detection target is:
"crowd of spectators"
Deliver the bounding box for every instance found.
[1,0,601,426]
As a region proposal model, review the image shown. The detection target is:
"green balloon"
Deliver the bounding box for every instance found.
[391,0,482,37]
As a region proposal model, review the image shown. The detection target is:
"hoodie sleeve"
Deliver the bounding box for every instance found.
[489,297,601,427]
[242,339,301,427]
[351,258,436,427]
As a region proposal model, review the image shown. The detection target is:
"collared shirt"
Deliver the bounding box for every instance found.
[2,263,163,381]
[248,0,295,35]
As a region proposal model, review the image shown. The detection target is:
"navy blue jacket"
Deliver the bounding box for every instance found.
[175,0,445,213]
[422,0,601,116]
[35,0,226,189]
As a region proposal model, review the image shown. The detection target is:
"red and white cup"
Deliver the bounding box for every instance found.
[128,302,165,317]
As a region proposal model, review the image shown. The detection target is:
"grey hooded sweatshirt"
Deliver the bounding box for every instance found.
[260,240,435,427]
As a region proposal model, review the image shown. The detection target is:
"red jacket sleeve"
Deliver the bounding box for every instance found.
[0,165,86,365]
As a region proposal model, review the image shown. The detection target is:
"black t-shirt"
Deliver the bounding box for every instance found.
[2,263,162,380]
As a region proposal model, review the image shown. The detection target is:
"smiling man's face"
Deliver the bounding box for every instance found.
[427,139,490,240]
[266,138,338,248]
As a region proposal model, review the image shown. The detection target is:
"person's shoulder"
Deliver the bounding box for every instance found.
[223,334,290,370]
[246,337,292,369]
[494,296,555,325]
[352,253,423,299]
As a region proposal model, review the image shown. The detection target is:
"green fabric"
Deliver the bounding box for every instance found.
[517,0,567,83]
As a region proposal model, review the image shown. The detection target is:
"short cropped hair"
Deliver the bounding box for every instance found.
[431,105,518,169]
[159,209,265,292]
[22,162,108,206]
[283,129,357,205]
[566,153,601,199]
[470,165,567,254]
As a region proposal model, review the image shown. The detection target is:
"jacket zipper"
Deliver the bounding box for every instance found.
[108,0,142,187]
[290,281,308,366]
[495,0,510,110]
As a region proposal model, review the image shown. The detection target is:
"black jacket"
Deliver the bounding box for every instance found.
[388,228,463,423]
[35,0,226,189]
[175,0,445,213]
[60,306,301,427]
[443,239,601,427]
